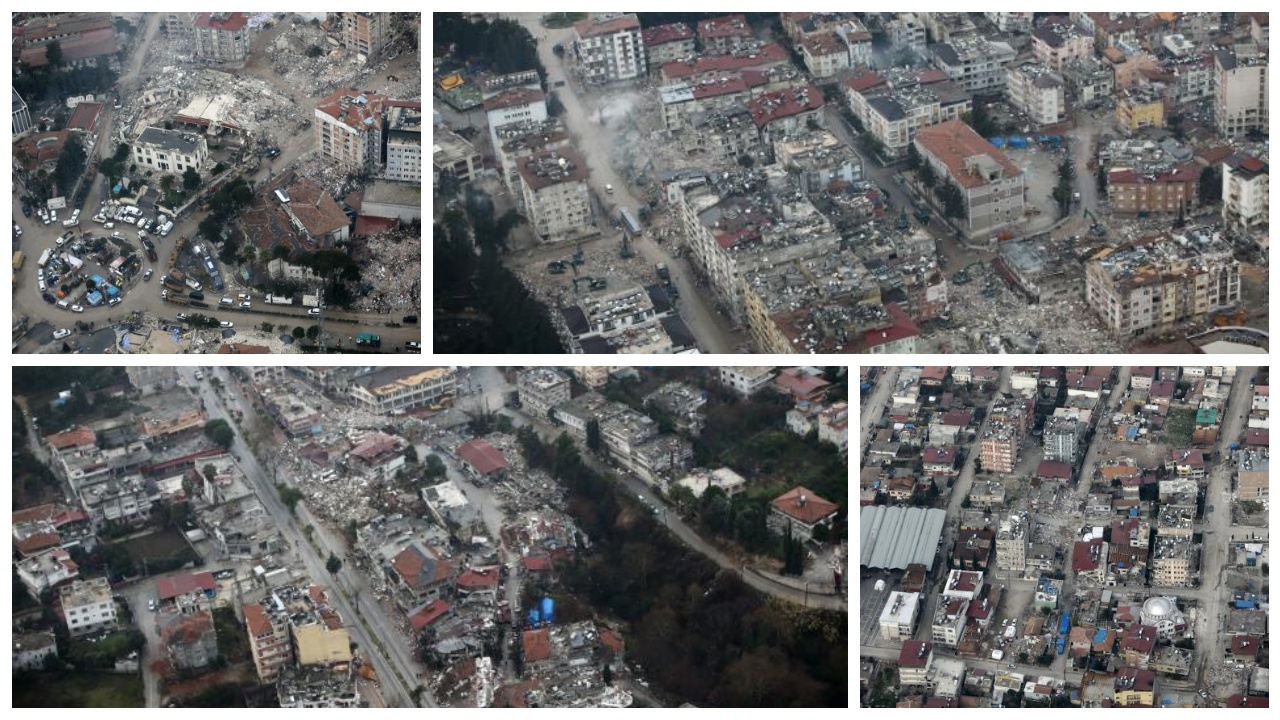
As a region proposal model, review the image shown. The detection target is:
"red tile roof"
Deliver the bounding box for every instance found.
[575,14,639,38]
[522,554,553,572]
[243,603,272,638]
[195,12,248,31]
[157,571,216,600]
[698,14,751,39]
[1230,635,1260,658]
[483,87,545,113]
[660,43,789,80]
[915,119,1022,190]
[408,598,452,630]
[45,425,97,450]
[1245,429,1268,447]
[523,628,552,662]
[642,22,693,47]
[16,532,62,557]
[846,70,886,93]
[457,439,509,475]
[1226,694,1268,707]
[456,567,501,590]
[1072,540,1103,571]
[862,303,920,350]
[1038,460,1072,480]
[67,102,104,132]
[924,446,956,464]
[746,85,823,129]
[898,640,932,668]
[771,486,839,525]
[774,367,831,398]
[1108,163,1199,185]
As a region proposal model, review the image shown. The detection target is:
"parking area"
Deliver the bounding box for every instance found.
[1003,143,1074,236]
[858,573,897,648]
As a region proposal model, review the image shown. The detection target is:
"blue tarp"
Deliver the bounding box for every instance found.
[1130,508,1138,516]
[105,285,120,298]
[1235,600,1256,609]
[85,290,103,306]
[1127,427,1140,440]
[989,137,1006,148]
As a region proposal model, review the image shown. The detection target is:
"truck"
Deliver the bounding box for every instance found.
[185,278,203,292]
[302,294,321,308]
[162,277,185,293]
[355,333,381,347]
[37,248,51,268]
[146,246,158,262]
[12,251,24,271]
[265,295,291,305]
[1058,611,1071,637]
[619,207,642,236]
[169,268,186,283]
[1056,637,1066,655]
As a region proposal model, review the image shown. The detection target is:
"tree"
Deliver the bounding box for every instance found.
[306,325,320,340]
[424,453,447,479]
[278,485,303,514]
[906,142,922,173]
[919,159,937,192]
[292,326,306,339]
[586,418,601,452]
[326,553,342,575]
[45,40,63,67]
[1198,165,1221,205]
[204,418,235,448]
[159,175,175,193]
[183,167,201,192]
[303,524,315,543]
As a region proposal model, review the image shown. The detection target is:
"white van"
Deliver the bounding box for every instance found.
[57,299,71,310]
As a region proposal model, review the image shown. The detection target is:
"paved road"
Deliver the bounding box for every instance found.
[190,366,435,708]
[506,13,739,353]
[861,367,900,448]
[455,368,844,609]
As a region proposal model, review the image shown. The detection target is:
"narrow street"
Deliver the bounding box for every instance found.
[192,366,436,708]
[861,367,900,448]
[505,13,739,353]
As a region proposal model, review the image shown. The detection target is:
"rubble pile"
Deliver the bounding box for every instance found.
[354,231,422,314]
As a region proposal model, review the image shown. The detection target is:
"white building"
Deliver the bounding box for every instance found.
[60,577,118,637]
[384,104,421,185]
[347,367,456,414]
[314,88,389,175]
[817,403,849,455]
[12,631,59,671]
[484,88,547,158]
[517,367,571,420]
[676,467,747,498]
[1006,62,1066,127]
[879,591,921,641]
[517,147,593,242]
[132,127,208,176]
[719,367,775,397]
[932,36,1016,93]
[1222,154,1268,235]
[573,14,645,86]
[1214,48,1268,138]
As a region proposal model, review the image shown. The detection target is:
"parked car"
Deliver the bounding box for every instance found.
[309,307,321,315]
[220,321,234,328]
[220,297,234,305]
[143,269,154,281]
[53,328,72,340]
[70,304,84,313]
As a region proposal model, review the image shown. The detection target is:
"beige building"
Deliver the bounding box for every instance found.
[914,120,1025,238]
[996,515,1028,572]
[641,23,695,74]
[1085,233,1240,337]
[291,590,352,668]
[1032,23,1094,71]
[348,367,456,414]
[245,602,292,681]
[932,36,1016,93]
[517,147,592,241]
[193,12,252,63]
[1006,62,1066,127]
[517,368,571,419]
[338,12,394,64]
[314,88,389,175]
[720,366,775,397]
[1151,538,1192,586]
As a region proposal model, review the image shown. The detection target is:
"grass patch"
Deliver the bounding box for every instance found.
[114,528,200,575]
[212,607,249,664]
[1164,407,1197,446]
[542,12,586,28]
[13,671,143,707]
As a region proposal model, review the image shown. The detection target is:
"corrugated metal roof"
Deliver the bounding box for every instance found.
[860,505,947,569]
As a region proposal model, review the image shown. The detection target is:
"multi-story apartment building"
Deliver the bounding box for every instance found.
[719,367,775,397]
[573,14,645,85]
[1151,537,1192,586]
[347,367,456,413]
[517,147,593,241]
[846,69,972,157]
[314,88,388,174]
[132,127,208,176]
[932,36,1016,93]
[1115,85,1165,133]
[985,12,1033,33]
[384,104,421,185]
[338,12,394,64]
[913,120,1025,238]
[484,87,547,157]
[1043,415,1082,464]
[1214,48,1267,138]
[879,591,920,641]
[1032,23,1095,71]
[1222,154,1268,234]
[60,577,117,637]
[192,12,251,63]
[697,14,755,55]
[244,602,292,681]
[641,23,695,75]
[1106,165,1197,214]
[517,368,571,420]
[996,514,1028,572]
[1085,231,1240,336]
[1005,62,1066,127]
